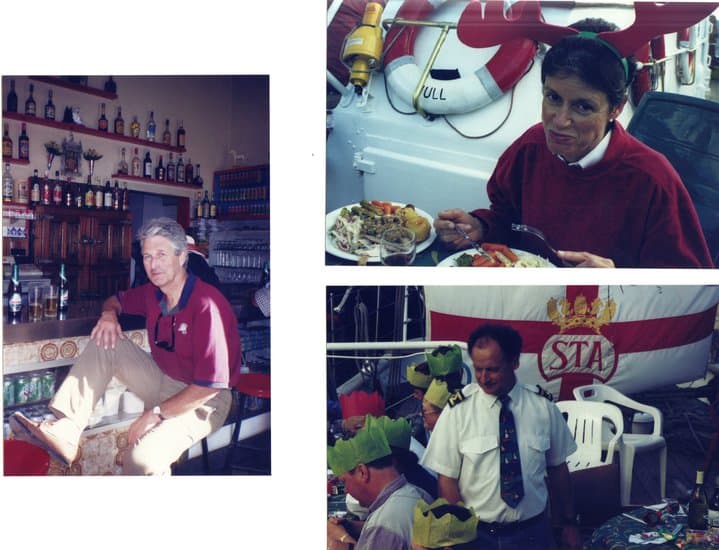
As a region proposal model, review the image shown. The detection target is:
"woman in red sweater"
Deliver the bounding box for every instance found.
[434,19,713,268]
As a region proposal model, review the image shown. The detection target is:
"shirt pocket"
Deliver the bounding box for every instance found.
[459,435,498,466]
[523,432,550,476]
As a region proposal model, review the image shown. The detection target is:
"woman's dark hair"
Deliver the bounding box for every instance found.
[467,323,522,366]
[541,18,636,109]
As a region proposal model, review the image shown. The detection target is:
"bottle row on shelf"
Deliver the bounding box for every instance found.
[216,184,268,202]
[5,79,187,148]
[120,147,202,185]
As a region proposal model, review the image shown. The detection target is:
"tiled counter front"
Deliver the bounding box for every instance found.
[4,330,149,476]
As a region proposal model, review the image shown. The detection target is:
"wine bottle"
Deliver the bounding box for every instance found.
[122,182,129,211]
[688,470,709,530]
[143,151,153,178]
[24,83,36,116]
[195,191,203,219]
[2,123,12,158]
[44,89,55,120]
[64,178,73,207]
[146,111,156,142]
[58,262,69,314]
[118,147,129,175]
[166,152,175,183]
[155,155,165,181]
[130,115,141,138]
[209,193,217,218]
[30,169,40,205]
[94,178,103,209]
[74,182,83,208]
[193,164,203,187]
[175,155,185,184]
[18,123,29,161]
[104,180,113,209]
[6,263,23,322]
[42,175,51,205]
[162,119,171,145]
[201,190,210,218]
[131,147,141,177]
[113,180,120,210]
[176,120,186,148]
[2,163,14,203]
[6,79,18,112]
[84,177,94,208]
[98,103,108,132]
[52,177,63,206]
[185,158,194,184]
[114,106,125,135]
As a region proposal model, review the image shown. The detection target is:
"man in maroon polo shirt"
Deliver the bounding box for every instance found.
[10,217,242,474]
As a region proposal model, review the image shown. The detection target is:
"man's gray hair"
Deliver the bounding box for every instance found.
[137,217,188,259]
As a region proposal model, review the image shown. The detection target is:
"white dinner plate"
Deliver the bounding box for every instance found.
[437,248,556,267]
[325,203,437,262]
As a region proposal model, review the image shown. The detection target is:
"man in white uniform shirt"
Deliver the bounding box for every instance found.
[421,323,581,550]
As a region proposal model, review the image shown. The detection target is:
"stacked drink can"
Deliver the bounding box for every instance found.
[3,370,56,406]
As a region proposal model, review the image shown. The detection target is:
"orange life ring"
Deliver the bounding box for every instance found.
[383,0,536,115]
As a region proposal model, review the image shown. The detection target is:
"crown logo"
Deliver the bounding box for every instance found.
[547,294,616,334]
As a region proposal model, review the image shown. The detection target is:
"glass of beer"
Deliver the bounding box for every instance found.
[380,226,416,266]
[29,287,44,322]
[45,285,59,319]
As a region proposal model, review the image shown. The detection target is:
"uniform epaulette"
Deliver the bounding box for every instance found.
[448,389,466,408]
[532,384,554,401]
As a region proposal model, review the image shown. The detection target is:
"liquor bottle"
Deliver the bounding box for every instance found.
[688,470,709,530]
[193,164,203,187]
[42,175,51,205]
[176,120,186,148]
[58,262,69,314]
[6,264,23,323]
[18,123,29,161]
[155,155,165,181]
[64,179,73,207]
[113,180,120,210]
[104,76,117,94]
[201,190,210,219]
[25,83,36,116]
[162,119,171,145]
[94,178,103,209]
[166,152,175,183]
[44,89,56,120]
[84,177,94,208]
[175,154,185,184]
[30,169,40,205]
[146,111,156,141]
[3,163,14,203]
[184,158,194,184]
[195,191,203,219]
[708,476,719,528]
[98,103,109,132]
[2,123,12,158]
[52,177,63,206]
[6,79,18,112]
[118,147,129,175]
[131,147,141,177]
[16,175,28,204]
[114,106,125,135]
[74,182,83,208]
[143,151,153,178]
[122,182,129,211]
[130,116,141,138]
[209,193,217,218]
[104,180,113,209]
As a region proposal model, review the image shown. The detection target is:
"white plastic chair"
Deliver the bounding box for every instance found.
[556,400,624,471]
[573,384,667,507]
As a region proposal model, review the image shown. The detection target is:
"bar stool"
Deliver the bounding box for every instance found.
[223,372,271,474]
[4,439,51,475]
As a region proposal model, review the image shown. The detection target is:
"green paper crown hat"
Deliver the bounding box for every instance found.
[426,345,463,377]
[327,425,392,476]
[365,414,411,450]
[406,362,433,389]
[412,498,479,548]
[424,379,451,409]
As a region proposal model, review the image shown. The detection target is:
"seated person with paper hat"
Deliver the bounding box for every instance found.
[422,379,451,434]
[328,424,432,550]
[412,498,480,550]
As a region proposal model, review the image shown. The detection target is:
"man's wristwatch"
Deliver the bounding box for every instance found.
[152,405,166,421]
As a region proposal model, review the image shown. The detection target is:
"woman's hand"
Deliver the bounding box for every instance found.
[434,209,483,250]
[557,250,615,268]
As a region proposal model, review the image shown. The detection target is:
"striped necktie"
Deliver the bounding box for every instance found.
[499,394,524,507]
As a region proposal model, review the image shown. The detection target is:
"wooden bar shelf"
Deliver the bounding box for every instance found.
[30,76,118,100]
[2,111,186,154]
[2,157,30,166]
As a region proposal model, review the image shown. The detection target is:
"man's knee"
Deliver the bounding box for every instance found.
[121,443,172,475]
